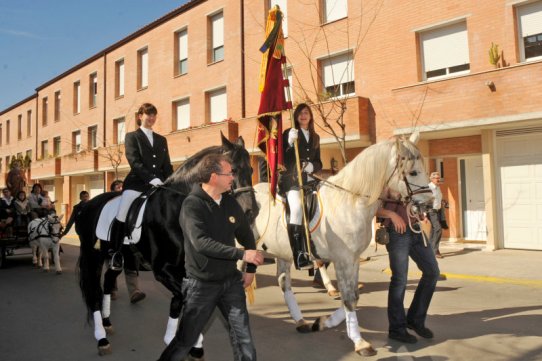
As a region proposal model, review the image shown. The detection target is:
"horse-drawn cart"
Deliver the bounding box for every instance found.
[0,225,30,268]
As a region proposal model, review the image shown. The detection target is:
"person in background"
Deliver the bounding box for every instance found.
[62,191,90,236]
[28,184,43,214]
[14,190,31,226]
[279,103,322,270]
[427,172,444,258]
[159,153,263,361]
[377,188,440,344]
[0,188,15,235]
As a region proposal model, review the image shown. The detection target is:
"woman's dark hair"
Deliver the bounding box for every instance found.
[198,153,232,183]
[110,180,123,192]
[31,183,42,193]
[136,103,158,126]
[293,103,316,138]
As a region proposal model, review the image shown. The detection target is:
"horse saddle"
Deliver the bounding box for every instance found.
[95,191,154,244]
[281,183,323,233]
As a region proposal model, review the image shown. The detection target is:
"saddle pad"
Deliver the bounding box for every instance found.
[95,196,147,245]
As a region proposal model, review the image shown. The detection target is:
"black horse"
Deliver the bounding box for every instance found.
[76,134,258,355]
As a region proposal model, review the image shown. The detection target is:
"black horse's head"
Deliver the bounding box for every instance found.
[220,133,259,225]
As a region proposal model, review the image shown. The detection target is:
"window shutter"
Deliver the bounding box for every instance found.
[179,30,188,60]
[119,61,125,96]
[322,53,354,88]
[212,13,224,49]
[176,99,190,130]
[141,49,148,88]
[325,0,347,23]
[210,88,227,123]
[518,1,542,37]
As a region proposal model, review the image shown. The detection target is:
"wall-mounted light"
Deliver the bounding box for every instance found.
[485,80,496,92]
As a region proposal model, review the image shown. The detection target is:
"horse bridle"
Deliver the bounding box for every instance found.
[29,217,64,244]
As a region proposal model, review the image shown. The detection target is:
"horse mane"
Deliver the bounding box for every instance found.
[325,138,422,209]
[164,145,223,194]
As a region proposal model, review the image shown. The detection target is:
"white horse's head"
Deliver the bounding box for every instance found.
[386,133,433,207]
[47,214,64,243]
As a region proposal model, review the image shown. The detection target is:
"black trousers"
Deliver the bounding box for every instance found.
[158,272,257,361]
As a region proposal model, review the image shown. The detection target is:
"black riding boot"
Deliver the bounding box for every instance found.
[288,224,313,270]
[109,219,125,271]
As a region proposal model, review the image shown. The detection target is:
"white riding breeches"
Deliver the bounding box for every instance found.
[116,190,141,222]
[287,190,302,226]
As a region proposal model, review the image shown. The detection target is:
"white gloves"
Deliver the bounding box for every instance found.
[149,178,164,186]
[288,128,298,146]
[302,162,314,174]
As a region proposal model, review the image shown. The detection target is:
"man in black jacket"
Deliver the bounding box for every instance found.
[159,153,263,361]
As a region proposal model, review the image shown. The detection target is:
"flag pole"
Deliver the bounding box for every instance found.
[281,58,312,261]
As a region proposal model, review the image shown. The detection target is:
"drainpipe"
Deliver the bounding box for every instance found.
[102,51,107,190]
[240,0,246,119]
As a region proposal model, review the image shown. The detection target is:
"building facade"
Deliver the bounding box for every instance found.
[1,0,541,250]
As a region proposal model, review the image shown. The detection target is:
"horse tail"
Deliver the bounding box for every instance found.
[76,192,119,323]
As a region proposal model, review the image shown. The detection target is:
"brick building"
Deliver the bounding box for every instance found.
[1,0,541,250]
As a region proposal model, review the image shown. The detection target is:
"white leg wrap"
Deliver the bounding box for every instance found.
[164,317,179,345]
[194,333,204,348]
[102,295,111,318]
[324,307,346,328]
[284,290,303,322]
[93,311,106,341]
[345,309,362,344]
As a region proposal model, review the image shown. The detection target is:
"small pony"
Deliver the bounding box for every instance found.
[28,214,64,274]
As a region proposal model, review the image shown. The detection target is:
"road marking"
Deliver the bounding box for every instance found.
[383,268,542,288]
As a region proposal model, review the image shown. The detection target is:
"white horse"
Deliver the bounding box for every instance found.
[28,214,64,274]
[252,134,433,356]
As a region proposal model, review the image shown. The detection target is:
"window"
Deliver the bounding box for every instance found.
[17,114,22,140]
[42,97,48,126]
[41,140,49,159]
[26,149,32,162]
[323,0,347,23]
[175,98,190,130]
[53,136,61,157]
[89,73,98,108]
[26,110,31,137]
[115,59,125,97]
[321,52,355,98]
[208,87,227,123]
[175,29,188,76]
[88,125,98,149]
[517,1,542,62]
[270,0,288,37]
[6,119,10,144]
[114,118,126,144]
[419,21,470,80]
[73,81,81,113]
[54,91,61,121]
[72,130,82,153]
[138,48,149,89]
[210,12,224,63]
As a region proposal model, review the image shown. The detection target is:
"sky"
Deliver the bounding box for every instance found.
[0,0,190,111]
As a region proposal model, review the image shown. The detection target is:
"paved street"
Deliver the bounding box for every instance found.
[0,240,541,361]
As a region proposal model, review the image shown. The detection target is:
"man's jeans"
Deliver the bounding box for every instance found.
[159,272,257,361]
[386,226,440,333]
[428,210,442,253]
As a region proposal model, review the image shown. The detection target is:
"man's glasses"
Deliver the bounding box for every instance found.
[216,170,236,177]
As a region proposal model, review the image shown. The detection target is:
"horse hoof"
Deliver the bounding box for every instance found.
[327,289,340,298]
[103,318,114,335]
[311,316,327,332]
[97,338,112,355]
[355,341,377,357]
[295,320,312,333]
[56,270,62,275]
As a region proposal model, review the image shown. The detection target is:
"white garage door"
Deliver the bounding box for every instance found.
[496,128,542,250]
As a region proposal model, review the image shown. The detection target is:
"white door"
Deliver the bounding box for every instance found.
[463,156,487,240]
[497,131,542,250]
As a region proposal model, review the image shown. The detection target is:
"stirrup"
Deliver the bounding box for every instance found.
[109,252,124,271]
[297,252,314,270]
